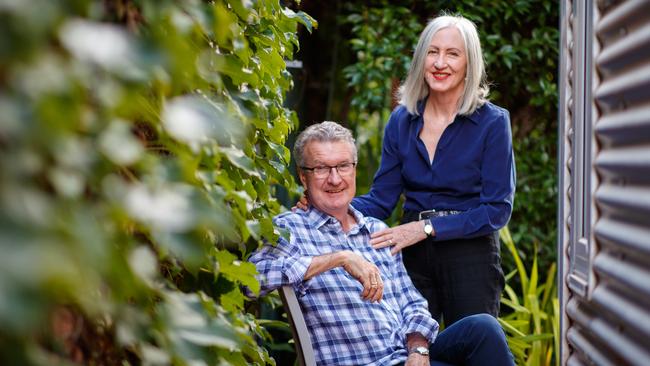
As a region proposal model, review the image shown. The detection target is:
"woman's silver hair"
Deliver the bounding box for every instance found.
[293,121,357,168]
[398,14,489,116]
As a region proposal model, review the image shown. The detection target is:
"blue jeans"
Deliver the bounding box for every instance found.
[399,314,515,366]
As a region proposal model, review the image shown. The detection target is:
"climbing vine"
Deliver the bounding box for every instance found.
[0,0,314,364]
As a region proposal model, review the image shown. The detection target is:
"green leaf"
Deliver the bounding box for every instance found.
[221,287,245,312]
[221,147,259,176]
[215,250,260,295]
[164,291,240,351]
[226,0,257,23]
[501,298,531,314]
[498,318,527,337]
[213,53,260,86]
[282,9,317,32]
[257,318,291,331]
[99,119,144,165]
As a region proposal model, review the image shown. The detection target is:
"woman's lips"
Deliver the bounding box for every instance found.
[432,72,449,80]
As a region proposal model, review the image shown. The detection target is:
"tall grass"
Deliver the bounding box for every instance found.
[499,227,559,366]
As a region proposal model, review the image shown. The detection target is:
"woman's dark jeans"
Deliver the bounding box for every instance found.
[401,210,505,326]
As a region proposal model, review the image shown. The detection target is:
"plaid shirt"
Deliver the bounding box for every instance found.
[250,206,438,365]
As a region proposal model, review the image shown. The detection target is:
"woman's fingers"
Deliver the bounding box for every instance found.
[370,229,395,248]
[291,194,310,212]
[370,234,395,249]
[372,221,427,253]
[371,241,394,250]
[370,228,390,239]
[390,243,405,256]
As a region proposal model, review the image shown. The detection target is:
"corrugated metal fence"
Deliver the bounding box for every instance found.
[559,0,650,365]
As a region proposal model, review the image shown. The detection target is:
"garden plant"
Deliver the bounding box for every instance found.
[0,0,314,364]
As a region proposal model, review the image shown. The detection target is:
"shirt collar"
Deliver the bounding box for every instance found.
[465,103,484,124]
[306,205,370,233]
[411,99,483,125]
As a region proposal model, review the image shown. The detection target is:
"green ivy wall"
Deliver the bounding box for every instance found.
[0,0,314,364]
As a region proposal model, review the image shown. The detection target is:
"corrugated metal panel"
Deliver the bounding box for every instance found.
[557,0,574,362]
[594,215,650,254]
[590,276,650,339]
[567,297,646,365]
[596,106,650,146]
[561,0,650,365]
[595,147,650,182]
[564,0,597,301]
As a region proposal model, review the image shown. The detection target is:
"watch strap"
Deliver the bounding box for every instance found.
[408,345,430,356]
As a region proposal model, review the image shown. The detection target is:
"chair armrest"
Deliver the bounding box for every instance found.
[278,285,316,366]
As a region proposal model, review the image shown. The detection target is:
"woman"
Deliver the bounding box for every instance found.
[298,14,515,326]
[355,14,515,326]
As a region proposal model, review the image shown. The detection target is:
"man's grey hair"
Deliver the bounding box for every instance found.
[398,14,489,116]
[293,121,357,168]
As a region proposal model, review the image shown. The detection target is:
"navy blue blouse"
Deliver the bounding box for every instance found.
[352,101,516,241]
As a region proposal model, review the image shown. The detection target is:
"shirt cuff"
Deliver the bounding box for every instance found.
[404,316,439,344]
[285,255,313,295]
[430,216,462,241]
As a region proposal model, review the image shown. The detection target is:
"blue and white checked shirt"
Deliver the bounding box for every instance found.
[249,206,439,365]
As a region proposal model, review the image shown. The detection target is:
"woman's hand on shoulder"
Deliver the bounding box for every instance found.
[291,193,310,211]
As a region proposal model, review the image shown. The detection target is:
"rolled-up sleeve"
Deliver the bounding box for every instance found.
[248,236,313,297]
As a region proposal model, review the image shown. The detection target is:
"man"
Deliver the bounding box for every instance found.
[250,121,514,366]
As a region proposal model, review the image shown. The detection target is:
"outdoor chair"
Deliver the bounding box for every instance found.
[278,285,316,366]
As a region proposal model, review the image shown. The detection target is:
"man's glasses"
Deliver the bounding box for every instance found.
[300,162,356,178]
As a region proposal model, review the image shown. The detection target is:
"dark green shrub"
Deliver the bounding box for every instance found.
[340,0,558,275]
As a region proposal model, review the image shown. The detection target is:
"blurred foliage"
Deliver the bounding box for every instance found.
[340,0,559,279]
[499,227,559,366]
[453,0,559,276]
[340,1,421,192]
[0,0,314,365]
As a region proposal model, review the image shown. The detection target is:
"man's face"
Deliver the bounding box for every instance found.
[299,140,356,217]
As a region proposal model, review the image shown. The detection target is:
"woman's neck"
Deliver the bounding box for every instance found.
[425,94,459,122]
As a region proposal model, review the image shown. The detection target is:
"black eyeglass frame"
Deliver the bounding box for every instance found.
[299,162,357,177]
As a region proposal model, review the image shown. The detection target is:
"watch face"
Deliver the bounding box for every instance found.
[423,220,433,235]
[411,346,429,355]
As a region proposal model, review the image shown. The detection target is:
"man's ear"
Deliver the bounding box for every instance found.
[298,170,307,187]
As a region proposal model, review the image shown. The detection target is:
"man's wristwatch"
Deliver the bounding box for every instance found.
[409,346,430,356]
[423,219,433,236]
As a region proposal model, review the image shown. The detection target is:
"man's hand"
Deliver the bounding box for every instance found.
[304,250,383,302]
[340,250,384,302]
[405,353,430,366]
[369,220,430,255]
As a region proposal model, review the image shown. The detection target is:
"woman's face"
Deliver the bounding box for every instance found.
[423,26,467,98]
